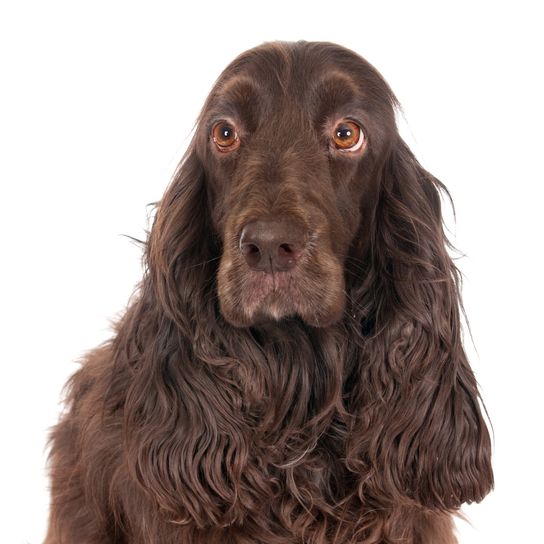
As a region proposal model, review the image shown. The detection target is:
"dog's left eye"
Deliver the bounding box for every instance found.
[332,120,365,152]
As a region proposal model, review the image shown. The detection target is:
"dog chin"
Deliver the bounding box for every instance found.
[250,294,300,324]
[253,305,343,329]
[218,266,346,328]
[221,292,344,329]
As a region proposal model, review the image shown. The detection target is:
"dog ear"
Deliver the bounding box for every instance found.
[346,137,493,509]
[146,147,219,331]
[119,147,253,528]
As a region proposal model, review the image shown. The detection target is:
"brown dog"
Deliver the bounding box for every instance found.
[46,41,493,543]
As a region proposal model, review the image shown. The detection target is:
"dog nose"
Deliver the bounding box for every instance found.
[239,218,307,272]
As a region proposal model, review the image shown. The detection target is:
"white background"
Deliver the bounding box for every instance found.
[1,1,542,542]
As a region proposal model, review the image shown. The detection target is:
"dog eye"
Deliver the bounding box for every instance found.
[332,121,365,152]
[211,121,240,152]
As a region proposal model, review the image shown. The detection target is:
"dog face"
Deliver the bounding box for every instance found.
[191,42,397,327]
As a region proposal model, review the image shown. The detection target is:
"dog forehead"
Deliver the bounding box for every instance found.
[210,69,362,134]
[210,40,397,107]
[215,50,360,102]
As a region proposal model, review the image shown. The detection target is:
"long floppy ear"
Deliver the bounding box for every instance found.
[147,146,219,331]
[346,137,493,510]
[117,147,252,529]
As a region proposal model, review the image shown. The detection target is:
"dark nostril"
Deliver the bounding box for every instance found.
[279,243,293,254]
[240,242,261,268]
[277,243,300,264]
[241,243,260,256]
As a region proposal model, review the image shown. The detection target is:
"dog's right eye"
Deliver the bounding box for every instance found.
[211,121,240,152]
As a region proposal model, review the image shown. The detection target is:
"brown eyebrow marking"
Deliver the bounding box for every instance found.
[317,71,359,94]
[210,75,264,132]
[313,71,360,117]
[215,75,262,108]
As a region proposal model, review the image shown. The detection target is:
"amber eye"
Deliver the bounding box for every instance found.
[332,120,364,152]
[211,121,239,152]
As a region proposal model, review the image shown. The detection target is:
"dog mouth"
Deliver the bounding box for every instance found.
[217,260,346,328]
[242,270,300,321]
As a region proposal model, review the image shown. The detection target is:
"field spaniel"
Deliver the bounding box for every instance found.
[46,41,493,543]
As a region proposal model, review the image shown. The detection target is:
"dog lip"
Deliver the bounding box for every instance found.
[242,270,299,315]
[244,270,294,299]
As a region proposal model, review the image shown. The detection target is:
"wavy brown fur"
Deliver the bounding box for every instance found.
[46,41,493,543]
